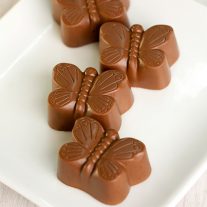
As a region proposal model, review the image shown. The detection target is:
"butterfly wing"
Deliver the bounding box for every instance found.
[88,70,125,114]
[97,0,124,19]
[89,70,125,95]
[104,138,143,160]
[48,88,77,108]
[139,25,169,68]
[59,116,104,162]
[87,95,114,114]
[101,47,126,66]
[58,0,81,6]
[141,25,172,49]
[53,63,83,91]
[49,64,82,130]
[100,22,130,65]
[139,49,165,67]
[61,4,86,25]
[72,116,105,150]
[98,158,122,180]
[138,26,172,89]
[98,138,144,180]
[100,22,129,48]
[59,142,87,161]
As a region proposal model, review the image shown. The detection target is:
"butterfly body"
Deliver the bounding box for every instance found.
[52,0,129,46]
[81,129,119,178]
[58,117,151,204]
[48,63,133,131]
[74,67,98,119]
[100,22,179,89]
[85,0,100,27]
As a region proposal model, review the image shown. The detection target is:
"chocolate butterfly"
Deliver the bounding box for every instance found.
[58,116,151,204]
[52,0,129,46]
[48,63,133,131]
[100,22,179,89]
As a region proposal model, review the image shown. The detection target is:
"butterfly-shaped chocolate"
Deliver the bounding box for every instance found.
[58,116,151,204]
[52,0,129,47]
[100,22,179,89]
[48,63,133,131]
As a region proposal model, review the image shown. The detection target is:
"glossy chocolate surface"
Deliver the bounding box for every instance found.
[52,0,130,47]
[57,116,151,205]
[100,22,179,89]
[48,63,133,131]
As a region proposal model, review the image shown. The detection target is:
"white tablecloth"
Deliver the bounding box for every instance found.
[0,1,206,207]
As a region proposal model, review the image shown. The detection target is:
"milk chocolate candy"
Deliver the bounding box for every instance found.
[48,63,133,131]
[52,0,130,47]
[58,116,151,205]
[100,22,179,89]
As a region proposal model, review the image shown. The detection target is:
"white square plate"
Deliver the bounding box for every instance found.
[0,0,207,206]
